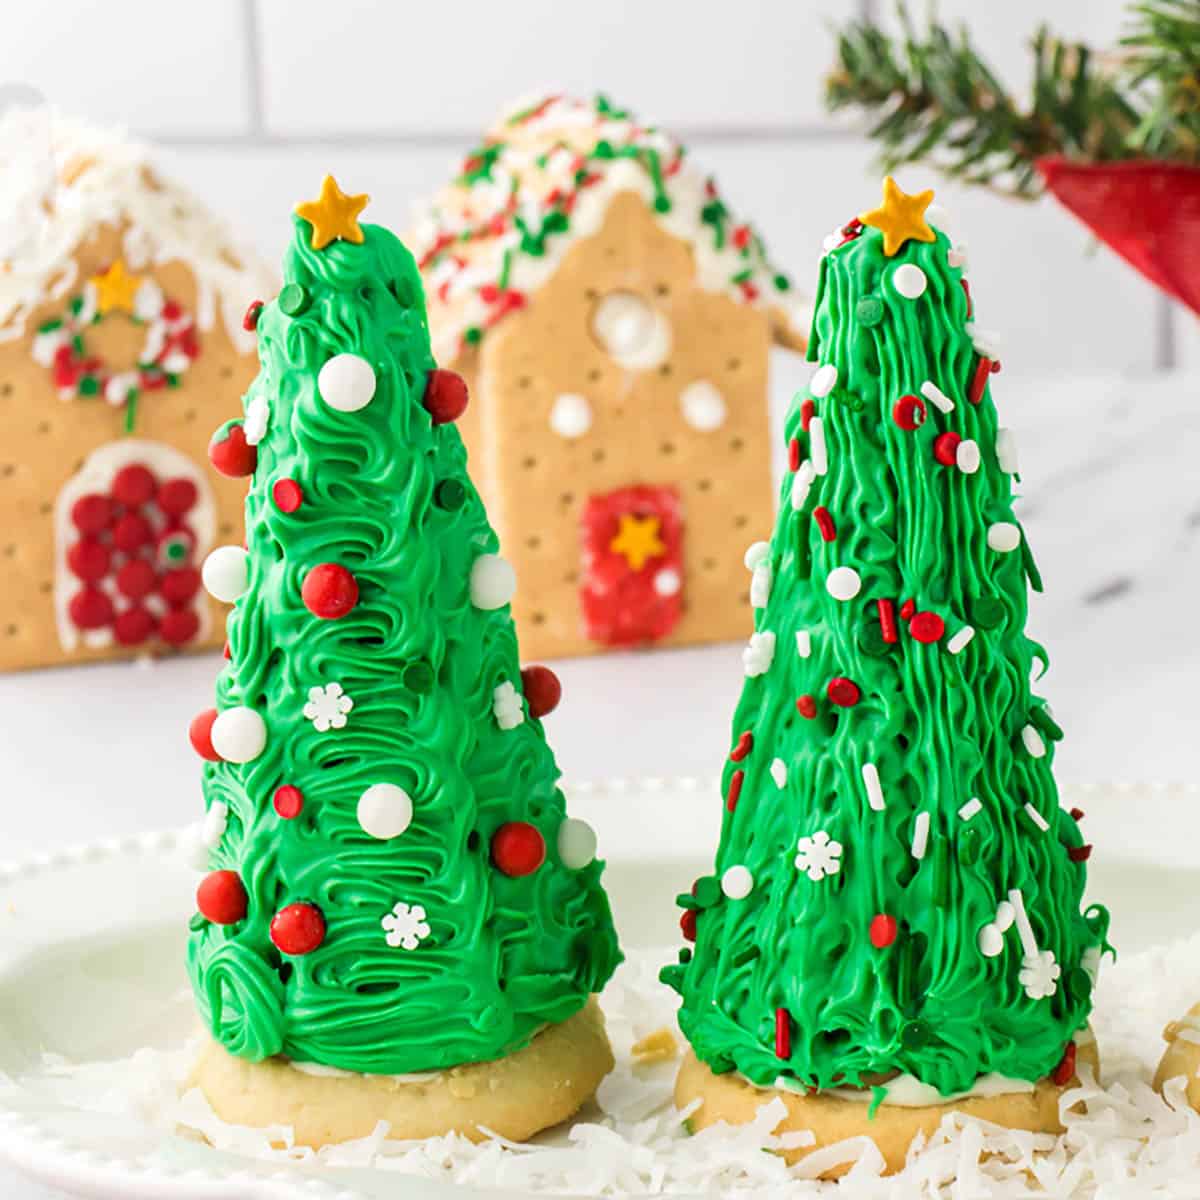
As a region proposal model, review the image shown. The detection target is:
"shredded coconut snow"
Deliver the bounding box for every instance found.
[9,938,1200,1195]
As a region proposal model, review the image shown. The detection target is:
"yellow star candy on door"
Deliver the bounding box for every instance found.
[609,513,666,571]
[294,175,370,251]
[90,259,142,315]
[859,176,936,257]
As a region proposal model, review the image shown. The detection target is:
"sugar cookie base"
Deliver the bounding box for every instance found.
[675,1038,1100,1179]
[188,997,613,1148]
[1154,1000,1200,1110]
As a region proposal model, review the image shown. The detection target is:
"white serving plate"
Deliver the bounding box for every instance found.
[0,779,1195,1199]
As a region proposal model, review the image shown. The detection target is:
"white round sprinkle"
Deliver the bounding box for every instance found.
[357,783,413,840]
[201,545,249,603]
[987,522,1021,553]
[810,364,838,398]
[994,901,1015,932]
[826,566,862,602]
[893,263,927,299]
[679,380,727,432]
[549,393,592,439]
[318,353,376,412]
[979,924,1004,958]
[557,817,597,869]
[721,865,754,900]
[743,541,770,570]
[956,439,981,474]
[469,554,516,609]
[654,568,681,597]
[210,707,267,764]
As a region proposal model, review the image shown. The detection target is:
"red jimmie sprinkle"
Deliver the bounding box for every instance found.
[242,300,264,331]
[1051,1042,1077,1087]
[775,1007,792,1059]
[788,437,801,472]
[800,399,816,432]
[961,278,973,319]
[969,356,997,404]
[899,598,917,622]
[813,506,837,542]
[681,909,698,942]
[878,598,899,644]
[726,769,745,812]
[1070,807,1086,822]
[1068,844,1093,863]
[730,731,754,762]
[796,695,818,719]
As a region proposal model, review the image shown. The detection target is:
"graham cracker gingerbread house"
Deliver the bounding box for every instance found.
[411,93,808,659]
[0,109,275,672]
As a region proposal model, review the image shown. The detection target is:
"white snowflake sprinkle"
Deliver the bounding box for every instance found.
[382,902,431,950]
[1020,949,1061,1000]
[794,830,842,882]
[303,682,353,732]
[493,680,525,731]
[243,393,270,446]
[742,631,776,677]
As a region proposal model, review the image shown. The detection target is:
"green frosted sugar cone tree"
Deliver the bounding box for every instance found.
[664,178,1110,1098]
[186,176,620,1074]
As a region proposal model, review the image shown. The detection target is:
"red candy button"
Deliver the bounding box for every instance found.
[111,463,156,507]
[69,588,114,630]
[189,708,221,761]
[67,539,111,582]
[933,432,962,466]
[70,494,113,536]
[302,563,359,619]
[208,423,257,478]
[422,369,469,424]
[827,677,861,707]
[491,822,546,877]
[113,607,156,646]
[197,871,248,925]
[116,558,158,600]
[273,478,304,513]
[160,566,201,607]
[160,609,200,646]
[158,478,198,516]
[270,902,326,955]
[892,394,927,431]
[273,785,304,819]
[520,665,562,718]
[909,611,946,643]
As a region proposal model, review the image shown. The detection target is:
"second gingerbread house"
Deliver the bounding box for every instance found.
[411,93,808,659]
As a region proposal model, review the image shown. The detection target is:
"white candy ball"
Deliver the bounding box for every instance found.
[679,380,727,432]
[810,364,838,398]
[549,393,592,439]
[826,566,862,602]
[654,568,682,597]
[318,353,377,413]
[978,924,1004,958]
[357,783,414,840]
[721,865,754,900]
[202,545,249,603]
[956,439,981,474]
[743,540,770,570]
[557,817,597,869]
[893,264,927,299]
[987,522,1021,553]
[470,554,516,610]
[211,706,267,764]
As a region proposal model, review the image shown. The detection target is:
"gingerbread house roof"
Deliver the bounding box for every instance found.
[0,106,275,352]
[410,93,810,365]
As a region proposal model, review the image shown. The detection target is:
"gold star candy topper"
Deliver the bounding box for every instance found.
[294,175,370,250]
[610,513,666,572]
[859,177,936,257]
[91,259,142,314]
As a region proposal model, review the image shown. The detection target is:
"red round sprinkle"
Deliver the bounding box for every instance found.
[491,821,546,877]
[909,611,946,643]
[1051,1042,1077,1087]
[796,695,818,719]
[892,394,926,431]
[729,731,753,762]
[274,785,304,819]
[870,913,898,948]
[273,478,304,513]
[115,558,157,600]
[67,538,111,582]
[69,587,114,630]
[70,493,113,536]
[827,677,861,707]
[207,423,257,478]
[160,566,202,607]
[242,299,264,331]
[302,563,359,619]
[813,506,837,542]
[933,431,962,466]
[160,608,200,646]
[189,708,221,761]
[422,368,470,425]
[680,909,698,943]
[197,871,247,925]
[111,463,157,508]
[157,477,198,516]
[111,512,153,553]
[113,607,156,646]
[270,902,326,955]
[520,664,562,718]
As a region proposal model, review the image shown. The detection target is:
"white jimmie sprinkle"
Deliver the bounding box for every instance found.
[958,797,983,821]
[862,762,886,812]
[920,380,955,413]
[911,811,931,860]
[1024,802,1050,832]
[790,460,815,510]
[809,417,828,475]
[795,630,812,658]
[770,758,788,789]
[1008,888,1039,958]
[947,626,976,655]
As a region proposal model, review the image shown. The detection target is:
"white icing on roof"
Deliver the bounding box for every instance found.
[0,106,275,349]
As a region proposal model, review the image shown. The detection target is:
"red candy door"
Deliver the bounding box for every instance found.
[580,485,684,647]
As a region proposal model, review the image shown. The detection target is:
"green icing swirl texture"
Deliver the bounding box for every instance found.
[666,217,1110,1097]
[187,214,621,1074]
